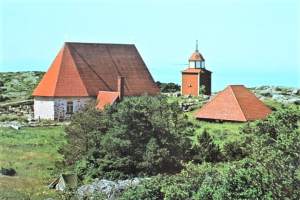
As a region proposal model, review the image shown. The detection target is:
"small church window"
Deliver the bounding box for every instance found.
[188,83,192,87]
[66,101,74,114]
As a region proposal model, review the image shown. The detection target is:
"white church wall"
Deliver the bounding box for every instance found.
[54,97,93,120]
[34,97,55,120]
[34,97,94,120]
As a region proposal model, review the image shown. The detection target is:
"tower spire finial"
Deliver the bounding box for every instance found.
[195,40,198,52]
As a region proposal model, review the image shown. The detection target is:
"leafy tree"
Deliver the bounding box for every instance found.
[156,81,180,93]
[223,141,247,161]
[198,85,206,95]
[64,95,194,179]
[119,176,164,200]
[242,105,300,140]
[62,102,107,165]
[243,106,300,199]
[190,130,223,163]
[120,107,300,199]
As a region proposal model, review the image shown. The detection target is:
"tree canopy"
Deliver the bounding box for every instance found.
[64,95,195,180]
[63,96,300,199]
[119,106,300,199]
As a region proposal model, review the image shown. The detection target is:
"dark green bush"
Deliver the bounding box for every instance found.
[223,141,247,161]
[190,129,224,163]
[64,95,194,180]
[120,107,300,199]
[156,82,180,93]
[0,94,9,102]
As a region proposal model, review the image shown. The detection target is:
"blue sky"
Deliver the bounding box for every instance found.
[0,0,299,91]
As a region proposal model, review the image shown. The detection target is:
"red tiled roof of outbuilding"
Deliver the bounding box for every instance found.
[195,85,272,122]
[33,42,160,97]
[96,91,120,110]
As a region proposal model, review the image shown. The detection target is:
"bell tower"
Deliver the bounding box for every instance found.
[181,41,212,96]
[189,40,205,68]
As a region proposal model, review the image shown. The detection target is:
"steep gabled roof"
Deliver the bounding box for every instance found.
[33,42,160,97]
[96,91,119,110]
[195,85,272,122]
[32,46,89,97]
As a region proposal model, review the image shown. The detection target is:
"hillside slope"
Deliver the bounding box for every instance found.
[0,71,44,103]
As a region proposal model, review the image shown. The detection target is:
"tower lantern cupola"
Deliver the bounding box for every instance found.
[181,41,212,96]
[189,40,205,68]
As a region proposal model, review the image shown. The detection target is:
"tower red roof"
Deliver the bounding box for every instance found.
[195,85,272,122]
[189,51,205,61]
[182,68,211,73]
[33,42,160,97]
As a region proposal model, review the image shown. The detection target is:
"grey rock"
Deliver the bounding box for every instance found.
[272,94,287,102]
[274,86,283,92]
[0,167,16,176]
[256,85,270,90]
[0,121,24,129]
[259,90,273,97]
[292,89,300,95]
[76,178,146,200]
[286,98,300,105]
[202,95,210,100]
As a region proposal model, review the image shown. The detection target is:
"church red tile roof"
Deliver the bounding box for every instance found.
[33,42,160,97]
[96,91,120,110]
[195,85,272,122]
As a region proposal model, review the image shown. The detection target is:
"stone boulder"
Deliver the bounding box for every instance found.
[286,98,300,105]
[292,89,300,95]
[0,167,16,176]
[259,90,273,97]
[248,86,300,105]
[76,178,146,200]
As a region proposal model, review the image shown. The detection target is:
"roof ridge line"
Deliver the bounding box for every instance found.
[229,86,247,121]
[64,45,89,95]
[65,42,135,46]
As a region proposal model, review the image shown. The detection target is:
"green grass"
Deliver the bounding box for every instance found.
[0,126,66,199]
[262,98,285,111]
[186,108,247,148]
[192,120,246,148]
[0,114,28,122]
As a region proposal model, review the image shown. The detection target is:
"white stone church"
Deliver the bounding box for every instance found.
[32,42,159,120]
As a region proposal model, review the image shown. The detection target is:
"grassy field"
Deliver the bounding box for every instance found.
[0,121,245,200]
[0,96,280,199]
[186,106,246,147]
[194,121,245,147]
[0,126,66,200]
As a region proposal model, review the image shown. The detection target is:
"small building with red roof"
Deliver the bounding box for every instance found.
[181,41,212,96]
[195,85,272,122]
[33,42,159,120]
